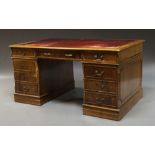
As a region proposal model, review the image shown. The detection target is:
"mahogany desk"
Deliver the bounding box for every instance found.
[10,39,144,121]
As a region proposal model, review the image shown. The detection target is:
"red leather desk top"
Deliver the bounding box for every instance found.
[10,39,144,51]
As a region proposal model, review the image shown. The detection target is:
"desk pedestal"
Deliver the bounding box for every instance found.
[13,58,75,105]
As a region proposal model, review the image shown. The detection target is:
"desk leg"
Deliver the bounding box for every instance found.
[13,59,75,105]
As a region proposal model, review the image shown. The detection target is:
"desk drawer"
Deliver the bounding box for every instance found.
[13,60,36,71]
[12,48,36,57]
[15,82,39,96]
[84,79,117,94]
[38,49,81,60]
[85,91,117,108]
[82,52,117,64]
[84,64,117,80]
[14,71,38,83]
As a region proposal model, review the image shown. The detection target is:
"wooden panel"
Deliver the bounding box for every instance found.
[83,104,120,121]
[84,64,118,80]
[13,60,36,71]
[38,59,75,96]
[120,54,142,104]
[15,82,39,96]
[84,79,117,94]
[118,44,143,62]
[14,71,38,83]
[84,91,117,108]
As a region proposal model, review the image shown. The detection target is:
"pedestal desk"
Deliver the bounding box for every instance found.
[10,39,144,121]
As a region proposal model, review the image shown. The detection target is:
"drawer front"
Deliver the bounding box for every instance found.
[84,79,117,94]
[82,52,117,64]
[85,91,117,108]
[15,82,39,96]
[12,48,36,57]
[84,64,117,80]
[38,49,81,60]
[14,71,38,83]
[13,60,36,71]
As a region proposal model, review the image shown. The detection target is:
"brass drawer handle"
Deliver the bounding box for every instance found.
[95,70,105,77]
[43,52,51,56]
[96,98,105,102]
[94,54,98,59]
[65,53,73,57]
[94,54,104,60]
[101,81,106,89]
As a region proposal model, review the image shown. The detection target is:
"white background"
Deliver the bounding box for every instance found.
[0,0,155,155]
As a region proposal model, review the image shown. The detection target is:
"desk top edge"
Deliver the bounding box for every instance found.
[9,39,145,52]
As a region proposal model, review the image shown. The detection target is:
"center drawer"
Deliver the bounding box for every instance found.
[84,64,117,80]
[84,79,117,94]
[38,49,81,60]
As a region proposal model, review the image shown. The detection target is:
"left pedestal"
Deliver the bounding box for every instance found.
[11,48,75,105]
